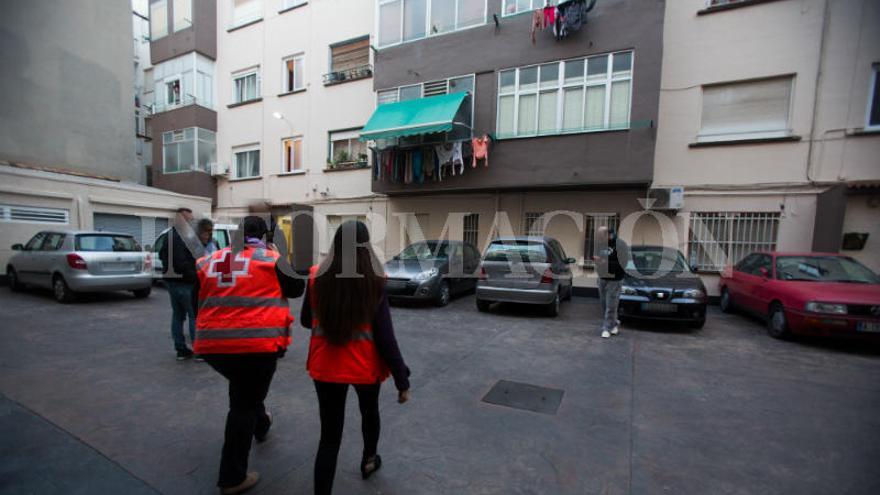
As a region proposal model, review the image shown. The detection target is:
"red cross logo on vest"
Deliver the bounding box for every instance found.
[207,250,250,287]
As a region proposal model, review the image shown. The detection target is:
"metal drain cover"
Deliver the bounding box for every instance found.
[481,380,564,415]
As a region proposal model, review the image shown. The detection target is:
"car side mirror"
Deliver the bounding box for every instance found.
[11,243,23,251]
[565,257,576,264]
[759,267,770,278]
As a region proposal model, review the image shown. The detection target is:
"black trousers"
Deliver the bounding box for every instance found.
[313,380,381,495]
[206,354,277,487]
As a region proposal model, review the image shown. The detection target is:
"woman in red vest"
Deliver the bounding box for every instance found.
[301,220,410,495]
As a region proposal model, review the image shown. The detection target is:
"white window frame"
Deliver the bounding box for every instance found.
[232,67,261,104]
[697,76,795,143]
[376,0,488,49]
[230,0,263,28]
[173,0,192,32]
[502,0,558,17]
[162,127,214,174]
[281,136,304,174]
[496,51,634,139]
[866,64,880,131]
[164,75,182,107]
[328,129,367,166]
[150,0,169,40]
[282,0,307,9]
[232,144,262,179]
[281,54,305,93]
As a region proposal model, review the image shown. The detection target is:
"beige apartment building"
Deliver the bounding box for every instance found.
[213,0,385,256]
[654,0,880,293]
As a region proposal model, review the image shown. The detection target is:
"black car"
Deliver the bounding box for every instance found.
[384,240,481,306]
[618,245,708,329]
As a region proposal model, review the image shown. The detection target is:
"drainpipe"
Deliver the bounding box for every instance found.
[805,0,830,184]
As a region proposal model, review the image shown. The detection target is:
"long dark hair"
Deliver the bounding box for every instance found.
[314,220,385,345]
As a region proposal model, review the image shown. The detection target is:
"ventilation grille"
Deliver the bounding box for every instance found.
[0,205,70,224]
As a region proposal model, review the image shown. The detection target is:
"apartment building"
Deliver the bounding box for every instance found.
[134,0,154,182]
[213,0,382,255]
[366,0,666,290]
[653,0,880,293]
[147,0,219,202]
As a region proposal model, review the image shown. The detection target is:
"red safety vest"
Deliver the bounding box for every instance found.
[193,246,293,355]
[306,265,390,384]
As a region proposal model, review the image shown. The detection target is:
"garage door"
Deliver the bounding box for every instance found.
[93,214,170,249]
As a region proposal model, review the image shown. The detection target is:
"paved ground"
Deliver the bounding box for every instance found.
[0,285,879,495]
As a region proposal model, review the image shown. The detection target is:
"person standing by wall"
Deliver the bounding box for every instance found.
[193,216,304,495]
[160,207,200,360]
[594,226,627,339]
[301,220,410,495]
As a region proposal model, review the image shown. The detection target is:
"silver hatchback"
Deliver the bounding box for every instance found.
[6,230,153,302]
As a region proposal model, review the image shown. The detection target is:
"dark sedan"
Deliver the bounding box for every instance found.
[618,246,708,329]
[384,241,481,306]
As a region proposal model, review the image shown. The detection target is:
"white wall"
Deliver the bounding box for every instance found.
[841,192,880,273]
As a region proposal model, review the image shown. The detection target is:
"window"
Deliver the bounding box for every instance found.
[282,137,303,173]
[377,75,475,135]
[497,51,633,138]
[328,129,367,167]
[233,69,260,103]
[163,128,214,173]
[699,76,793,142]
[152,53,216,112]
[282,55,304,93]
[282,0,306,8]
[144,69,154,94]
[165,78,181,106]
[40,233,66,251]
[328,37,370,81]
[173,0,192,31]
[150,0,168,39]
[584,214,619,265]
[0,206,69,225]
[866,65,880,130]
[688,212,780,272]
[503,0,557,16]
[232,0,262,27]
[378,0,486,48]
[523,212,544,236]
[463,213,479,248]
[233,147,261,178]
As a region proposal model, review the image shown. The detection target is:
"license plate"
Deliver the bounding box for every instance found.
[386,280,407,289]
[640,302,677,314]
[857,321,880,333]
[103,262,136,272]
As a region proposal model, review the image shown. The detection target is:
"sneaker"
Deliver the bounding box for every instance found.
[176,348,194,361]
[601,330,611,339]
[220,472,259,495]
[610,326,619,336]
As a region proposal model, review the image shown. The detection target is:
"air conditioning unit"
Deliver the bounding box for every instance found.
[647,186,685,210]
[210,162,228,177]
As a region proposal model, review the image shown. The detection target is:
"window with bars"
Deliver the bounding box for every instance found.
[688,212,780,272]
[584,213,619,265]
[0,205,70,224]
[463,213,479,248]
[523,212,544,236]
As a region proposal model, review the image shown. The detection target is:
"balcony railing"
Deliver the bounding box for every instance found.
[322,65,373,86]
[151,95,212,115]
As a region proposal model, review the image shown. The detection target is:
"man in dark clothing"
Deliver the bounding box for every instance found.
[594,226,628,338]
[160,207,203,360]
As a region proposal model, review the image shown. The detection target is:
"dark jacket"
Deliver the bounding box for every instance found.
[598,235,628,281]
[160,227,199,284]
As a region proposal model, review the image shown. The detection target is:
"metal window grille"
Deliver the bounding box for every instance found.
[523,212,544,237]
[688,212,780,272]
[583,213,619,265]
[463,213,479,248]
[0,204,69,224]
[423,80,448,97]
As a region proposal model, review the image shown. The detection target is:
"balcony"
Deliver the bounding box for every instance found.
[322,65,373,86]
[151,95,213,115]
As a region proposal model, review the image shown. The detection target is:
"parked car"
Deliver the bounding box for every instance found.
[476,236,575,316]
[385,240,481,306]
[617,245,708,329]
[719,252,880,339]
[6,231,153,302]
[149,223,237,278]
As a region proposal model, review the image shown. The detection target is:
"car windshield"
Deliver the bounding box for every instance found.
[775,256,880,283]
[396,242,450,260]
[76,234,140,252]
[626,248,690,273]
[483,241,548,263]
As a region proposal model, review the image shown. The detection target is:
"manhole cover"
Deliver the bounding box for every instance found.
[481,380,564,415]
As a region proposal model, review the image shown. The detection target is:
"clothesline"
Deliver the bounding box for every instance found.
[371,135,491,185]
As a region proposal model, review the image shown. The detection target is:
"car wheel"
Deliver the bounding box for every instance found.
[767,302,790,339]
[690,317,706,330]
[476,298,491,312]
[563,283,573,301]
[719,287,733,313]
[546,292,561,317]
[132,288,152,299]
[435,281,451,307]
[53,275,75,303]
[7,267,24,292]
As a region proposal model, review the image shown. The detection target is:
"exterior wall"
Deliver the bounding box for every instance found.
[0,165,211,269]
[0,0,142,183]
[134,0,154,180]
[842,191,880,273]
[215,0,378,212]
[149,0,217,64]
[373,0,665,194]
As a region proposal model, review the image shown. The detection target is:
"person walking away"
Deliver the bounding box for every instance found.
[198,218,219,255]
[160,207,201,360]
[301,220,410,495]
[594,226,627,338]
[193,216,304,494]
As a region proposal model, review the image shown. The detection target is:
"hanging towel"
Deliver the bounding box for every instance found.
[451,142,464,176]
[435,143,454,166]
[424,148,435,179]
[543,6,555,27]
[413,149,423,184]
[472,135,490,168]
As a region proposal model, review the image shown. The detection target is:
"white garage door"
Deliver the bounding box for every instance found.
[93,213,170,249]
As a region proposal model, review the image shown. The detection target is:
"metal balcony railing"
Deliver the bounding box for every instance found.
[322,65,373,86]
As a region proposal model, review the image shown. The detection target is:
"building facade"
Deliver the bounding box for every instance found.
[653,0,880,294]
[134,0,154,182]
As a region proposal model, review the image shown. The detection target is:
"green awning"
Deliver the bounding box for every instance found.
[359,92,469,141]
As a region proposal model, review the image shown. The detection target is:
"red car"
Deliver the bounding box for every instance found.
[719,252,880,339]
